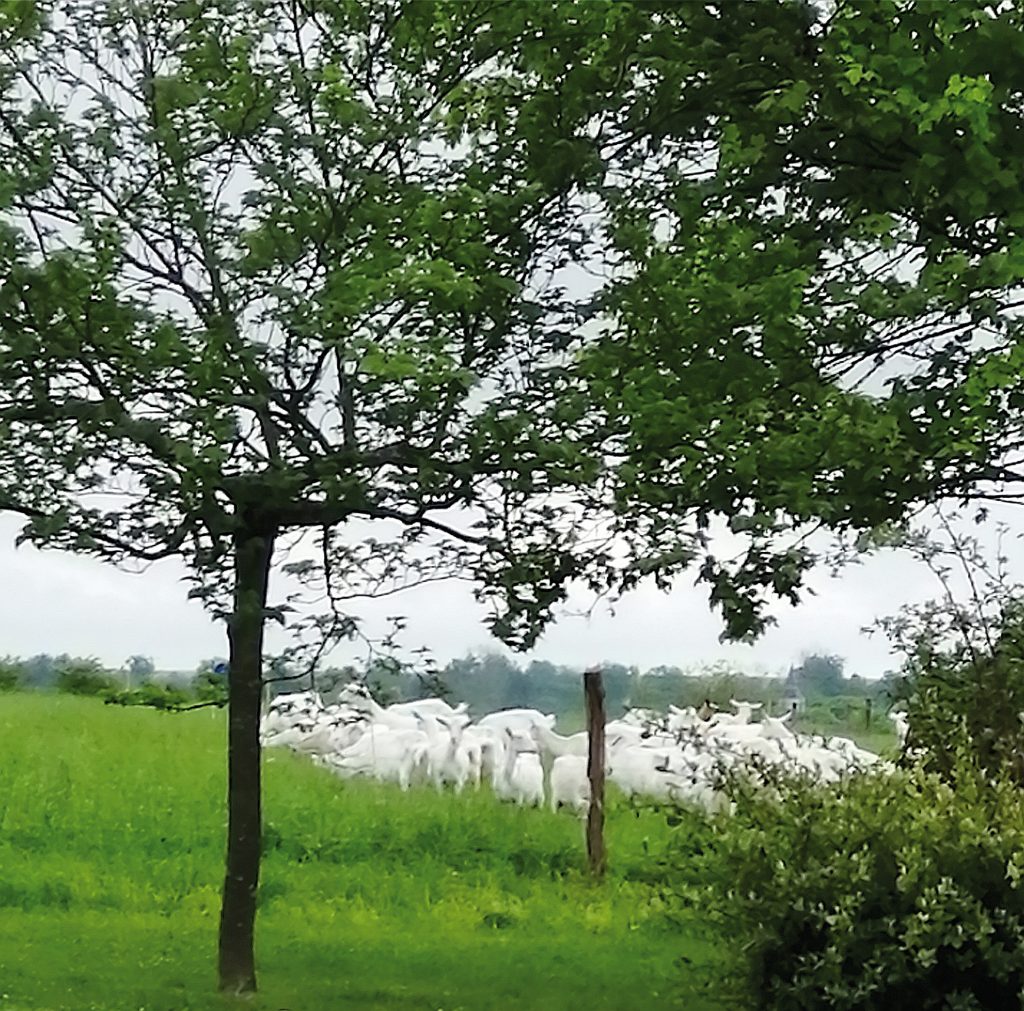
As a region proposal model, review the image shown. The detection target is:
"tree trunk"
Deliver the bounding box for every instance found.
[584,666,606,879]
[218,525,275,994]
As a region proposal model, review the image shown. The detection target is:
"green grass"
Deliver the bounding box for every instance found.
[0,695,732,1010]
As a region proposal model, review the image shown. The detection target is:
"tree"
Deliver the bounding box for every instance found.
[10,1,1020,994]
[632,665,687,711]
[582,0,1024,634]
[125,654,155,686]
[790,653,846,698]
[18,653,57,688]
[472,652,522,708]
[0,1,646,992]
[54,655,115,696]
[599,662,632,715]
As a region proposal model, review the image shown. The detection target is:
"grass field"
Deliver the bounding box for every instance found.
[0,695,735,1010]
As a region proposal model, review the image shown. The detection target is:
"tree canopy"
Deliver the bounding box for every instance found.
[584,0,1024,635]
[9,1,1018,657]
[0,1,639,649]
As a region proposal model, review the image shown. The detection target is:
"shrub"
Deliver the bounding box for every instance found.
[894,601,1024,785]
[689,765,1024,1010]
[869,523,1024,785]
[55,660,117,696]
[0,660,20,692]
[191,670,228,706]
[104,681,195,710]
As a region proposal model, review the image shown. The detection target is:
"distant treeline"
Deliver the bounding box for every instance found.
[296,651,895,722]
[0,654,225,709]
[0,653,160,690]
[0,650,896,723]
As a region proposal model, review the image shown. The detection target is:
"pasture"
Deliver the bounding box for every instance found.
[0,695,734,1010]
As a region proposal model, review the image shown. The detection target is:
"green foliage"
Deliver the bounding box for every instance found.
[0,694,731,1009]
[100,663,228,710]
[0,657,18,691]
[190,669,228,706]
[894,600,1024,785]
[691,766,1024,1010]
[874,520,1024,784]
[10,0,1014,657]
[104,680,203,711]
[582,0,1024,634]
[54,658,116,696]
[0,0,654,650]
[15,653,73,689]
[788,654,846,697]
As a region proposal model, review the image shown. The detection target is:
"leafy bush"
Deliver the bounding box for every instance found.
[55,660,116,697]
[869,523,1024,784]
[102,673,227,711]
[892,601,1024,785]
[104,681,195,710]
[0,659,20,692]
[191,670,228,706]
[689,765,1024,1010]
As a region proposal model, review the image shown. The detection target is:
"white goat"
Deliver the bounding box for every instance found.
[386,697,468,719]
[329,725,428,791]
[608,745,693,802]
[269,690,324,713]
[417,714,477,793]
[704,699,763,732]
[549,754,590,814]
[260,694,323,739]
[620,707,660,726]
[477,708,557,735]
[339,690,425,733]
[494,727,544,807]
[532,724,589,759]
[889,710,910,748]
[667,705,700,733]
[261,720,316,750]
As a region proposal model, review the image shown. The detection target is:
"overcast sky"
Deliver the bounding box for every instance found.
[4,503,1016,678]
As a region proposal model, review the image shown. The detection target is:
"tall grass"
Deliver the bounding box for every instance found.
[0,695,731,1010]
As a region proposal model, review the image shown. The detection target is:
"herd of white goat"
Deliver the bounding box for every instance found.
[261,684,893,815]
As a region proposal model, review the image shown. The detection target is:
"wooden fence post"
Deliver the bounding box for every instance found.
[583,665,606,879]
